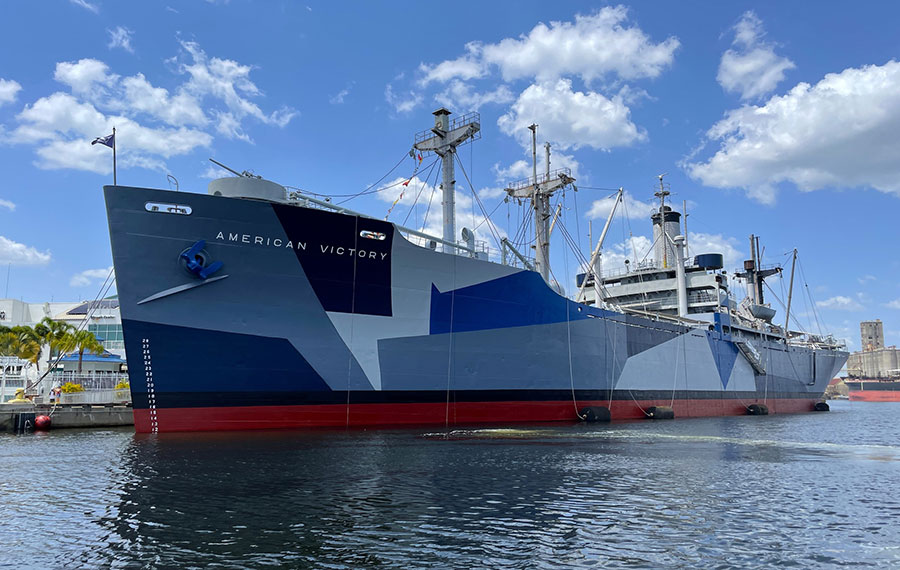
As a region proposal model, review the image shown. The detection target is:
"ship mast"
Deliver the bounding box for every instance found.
[504,124,575,283]
[735,234,782,306]
[413,108,480,252]
[655,174,670,268]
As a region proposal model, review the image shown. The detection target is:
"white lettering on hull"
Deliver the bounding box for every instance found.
[213,231,387,260]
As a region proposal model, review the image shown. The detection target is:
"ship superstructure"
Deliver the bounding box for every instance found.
[105,108,848,432]
[576,178,729,319]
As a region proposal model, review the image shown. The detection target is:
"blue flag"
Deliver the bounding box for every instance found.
[91,133,115,148]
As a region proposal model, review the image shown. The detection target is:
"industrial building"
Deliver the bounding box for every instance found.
[846,319,900,379]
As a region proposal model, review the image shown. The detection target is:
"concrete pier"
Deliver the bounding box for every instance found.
[1,403,134,432]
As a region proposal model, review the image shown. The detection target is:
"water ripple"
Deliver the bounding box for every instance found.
[0,401,898,568]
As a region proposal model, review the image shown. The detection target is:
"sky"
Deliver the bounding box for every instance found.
[0,1,898,350]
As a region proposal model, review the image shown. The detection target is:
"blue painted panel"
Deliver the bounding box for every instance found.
[429,270,590,334]
[123,319,332,395]
[272,204,394,317]
[707,332,739,388]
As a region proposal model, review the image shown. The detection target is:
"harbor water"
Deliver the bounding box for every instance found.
[1,401,898,568]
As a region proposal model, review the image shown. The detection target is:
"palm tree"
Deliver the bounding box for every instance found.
[70,329,105,374]
[8,327,41,363]
[38,318,76,359]
[25,319,77,391]
[0,330,15,356]
[0,330,17,379]
[0,327,40,379]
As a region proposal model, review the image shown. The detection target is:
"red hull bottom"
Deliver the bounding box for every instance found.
[848,391,900,402]
[133,398,823,433]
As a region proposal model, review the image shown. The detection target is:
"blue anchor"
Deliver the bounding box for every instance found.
[180,240,223,280]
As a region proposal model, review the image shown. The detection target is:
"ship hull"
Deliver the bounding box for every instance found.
[105,186,847,433]
[845,380,900,402]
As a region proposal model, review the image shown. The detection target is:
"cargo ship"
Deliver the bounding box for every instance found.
[844,320,900,401]
[105,108,848,433]
[845,380,900,402]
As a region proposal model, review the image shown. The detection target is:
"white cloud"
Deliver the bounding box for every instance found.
[211,111,247,141]
[9,92,213,172]
[408,8,676,164]
[69,0,98,13]
[492,148,583,190]
[4,42,292,175]
[857,274,876,285]
[717,11,795,100]
[493,160,531,182]
[420,7,679,85]
[329,88,350,105]
[54,59,117,99]
[377,176,434,209]
[595,235,654,275]
[887,299,900,310]
[384,83,422,114]
[12,92,107,143]
[434,81,514,112]
[418,43,487,85]
[35,139,114,174]
[108,26,135,53]
[70,266,113,287]
[687,60,900,203]
[0,236,51,266]
[0,199,14,211]
[0,79,22,107]
[587,191,656,221]
[816,295,864,311]
[477,186,508,200]
[175,40,297,138]
[498,79,645,151]
[686,232,743,270]
[120,73,208,126]
[200,162,224,179]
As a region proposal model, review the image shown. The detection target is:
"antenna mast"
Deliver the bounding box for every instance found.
[413,108,481,252]
[655,173,670,268]
[504,125,575,283]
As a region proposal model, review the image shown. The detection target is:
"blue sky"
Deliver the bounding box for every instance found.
[1,1,898,349]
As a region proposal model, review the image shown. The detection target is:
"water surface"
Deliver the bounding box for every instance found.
[1,401,898,568]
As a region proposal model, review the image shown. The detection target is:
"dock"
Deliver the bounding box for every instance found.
[1,403,134,432]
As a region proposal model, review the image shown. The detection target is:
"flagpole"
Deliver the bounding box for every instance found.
[112,126,117,186]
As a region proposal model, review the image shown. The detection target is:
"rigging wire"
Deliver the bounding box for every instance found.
[473,200,506,232]
[400,156,440,226]
[796,257,824,335]
[506,197,511,242]
[561,216,580,419]
[454,154,503,251]
[575,185,623,192]
[763,281,811,334]
[470,143,476,238]
[30,266,116,392]
[571,188,584,259]
[335,152,427,204]
[555,218,591,272]
[511,202,535,248]
[619,194,655,310]
[420,175,438,233]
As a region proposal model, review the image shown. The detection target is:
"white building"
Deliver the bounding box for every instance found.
[0,297,125,402]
